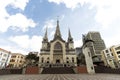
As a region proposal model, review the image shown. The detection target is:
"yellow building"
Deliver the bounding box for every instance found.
[101,45,120,68]
[9,53,25,68]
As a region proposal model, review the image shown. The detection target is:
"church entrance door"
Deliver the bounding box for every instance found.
[56,59,60,63]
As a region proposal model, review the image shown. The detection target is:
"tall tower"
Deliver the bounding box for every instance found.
[67,29,74,49]
[41,28,48,49]
[83,31,106,62]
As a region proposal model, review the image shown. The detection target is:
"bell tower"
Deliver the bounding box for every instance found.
[67,29,74,49]
[42,28,48,49]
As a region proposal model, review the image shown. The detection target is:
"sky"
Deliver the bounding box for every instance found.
[0,0,120,55]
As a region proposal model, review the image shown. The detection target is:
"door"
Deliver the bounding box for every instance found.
[56,59,60,63]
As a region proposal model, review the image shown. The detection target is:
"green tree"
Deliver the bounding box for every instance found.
[25,52,39,66]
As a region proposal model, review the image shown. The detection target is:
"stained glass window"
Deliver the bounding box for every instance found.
[54,42,62,50]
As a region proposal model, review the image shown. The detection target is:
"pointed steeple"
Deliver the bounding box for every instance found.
[68,29,73,42]
[43,27,48,42]
[68,29,72,39]
[54,20,62,39]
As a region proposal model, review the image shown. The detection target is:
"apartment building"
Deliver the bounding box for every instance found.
[9,53,25,68]
[0,48,11,69]
[101,44,120,68]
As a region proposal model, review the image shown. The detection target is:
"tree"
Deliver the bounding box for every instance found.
[25,52,39,66]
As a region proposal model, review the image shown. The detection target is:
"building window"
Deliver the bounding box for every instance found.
[12,56,16,58]
[91,66,93,70]
[54,42,62,50]
[110,48,112,51]
[47,57,49,60]
[2,58,6,61]
[41,57,44,63]
[111,53,113,56]
[66,57,69,59]
[117,51,120,54]
[3,54,7,57]
[115,46,120,50]
[107,54,110,56]
[118,55,120,58]
[72,57,74,63]
[10,59,15,62]
[67,61,69,63]
[21,56,23,59]
[105,50,108,53]
[20,60,22,63]
[109,60,112,62]
[47,61,49,63]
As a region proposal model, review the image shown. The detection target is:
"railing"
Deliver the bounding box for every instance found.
[40,63,75,68]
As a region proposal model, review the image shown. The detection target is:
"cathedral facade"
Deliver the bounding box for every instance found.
[39,20,77,67]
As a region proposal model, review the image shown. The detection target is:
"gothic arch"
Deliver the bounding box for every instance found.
[54,42,62,50]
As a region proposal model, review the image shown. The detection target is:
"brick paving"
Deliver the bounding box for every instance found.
[0,74,120,80]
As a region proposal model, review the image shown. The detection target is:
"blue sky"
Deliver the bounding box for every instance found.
[0,0,120,54]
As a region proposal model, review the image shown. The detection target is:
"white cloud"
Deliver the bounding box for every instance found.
[48,0,120,29]
[48,0,120,47]
[43,19,56,30]
[50,31,55,38]
[0,0,36,33]
[10,0,29,10]
[8,13,36,32]
[74,39,82,48]
[9,35,43,54]
[43,15,65,30]
[48,0,81,9]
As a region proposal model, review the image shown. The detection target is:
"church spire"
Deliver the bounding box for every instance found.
[43,27,48,42]
[54,20,62,39]
[68,29,72,39]
[68,29,73,42]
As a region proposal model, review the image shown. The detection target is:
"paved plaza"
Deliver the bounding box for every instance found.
[0,74,120,80]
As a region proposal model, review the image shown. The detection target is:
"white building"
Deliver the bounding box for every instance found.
[0,48,11,69]
[101,44,120,68]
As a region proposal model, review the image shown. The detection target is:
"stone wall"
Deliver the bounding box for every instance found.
[95,66,120,74]
[0,69,22,75]
[25,66,39,74]
[76,66,87,73]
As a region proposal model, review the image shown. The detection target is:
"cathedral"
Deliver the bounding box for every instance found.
[39,20,77,67]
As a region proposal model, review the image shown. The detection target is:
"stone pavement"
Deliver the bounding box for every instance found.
[0,74,120,80]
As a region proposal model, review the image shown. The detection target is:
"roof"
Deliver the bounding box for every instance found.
[0,48,11,53]
[12,53,25,56]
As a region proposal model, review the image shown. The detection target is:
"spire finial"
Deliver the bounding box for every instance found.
[69,28,72,38]
[54,17,62,39]
[68,28,73,42]
[57,16,59,26]
[43,27,48,42]
[45,27,47,38]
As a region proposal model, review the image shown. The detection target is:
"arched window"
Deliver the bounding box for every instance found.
[72,57,74,63]
[54,42,62,50]
[41,57,44,63]
[47,57,49,60]
[66,57,69,59]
